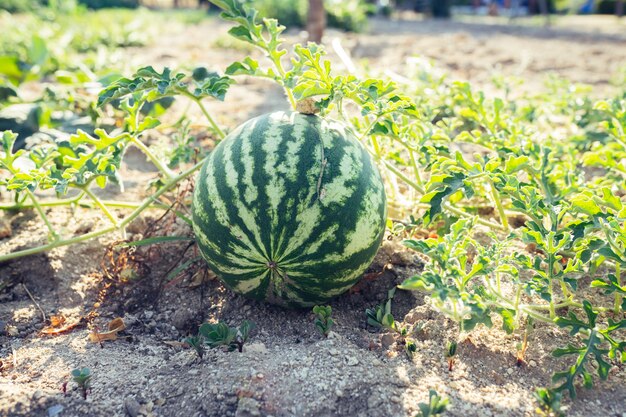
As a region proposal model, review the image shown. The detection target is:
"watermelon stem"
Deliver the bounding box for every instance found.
[181,91,226,140]
[0,158,206,263]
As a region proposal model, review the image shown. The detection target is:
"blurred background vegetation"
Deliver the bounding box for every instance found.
[1,1,622,25]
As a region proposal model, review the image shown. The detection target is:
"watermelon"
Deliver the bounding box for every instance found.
[192,111,386,307]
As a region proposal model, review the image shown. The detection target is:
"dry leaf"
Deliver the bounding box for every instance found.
[89,317,126,343]
[107,317,125,332]
[188,269,217,288]
[41,315,86,335]
[50,314,66,327]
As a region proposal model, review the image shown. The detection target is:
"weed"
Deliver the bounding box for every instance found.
[312,305,334,337]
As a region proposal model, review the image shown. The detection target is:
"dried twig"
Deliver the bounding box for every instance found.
[22,283,46,323]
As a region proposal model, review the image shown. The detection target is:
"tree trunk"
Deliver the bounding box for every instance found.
[431,0,451,18]
[307,0,326,44]
[618,0,625,17]
[538,0,548,15]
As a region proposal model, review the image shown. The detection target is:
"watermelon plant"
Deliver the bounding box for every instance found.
[0,0,625,409]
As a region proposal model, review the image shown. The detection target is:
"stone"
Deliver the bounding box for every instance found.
[47,405,64,417]
[124,397,141,417]
[244,343,268,355]
[367,394,382,409]
[0,217,11,239]
[346,356,359,366]
[381,333,395,349]
[235,397,261,417]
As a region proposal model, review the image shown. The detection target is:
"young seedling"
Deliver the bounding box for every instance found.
[415,389,449,417]
[405,339,418,359]
[534,388,565,417]
[197,320,255,353]
[234,320,255,352]
[445,341,457,372]
[312,305,334,337]
[184,334,206,360]
[516,317,534,366]
[71,367,92,400]
[366,288,406,334]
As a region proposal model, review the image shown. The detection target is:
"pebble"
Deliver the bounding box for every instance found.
[47,405,64,417]
[74,220,94,234]
[171,309,194,330]
[506,368,514,375]
[124,397,141,417]
[327,331,340,339]
[346,356,359,366]
[367,395,382,409]
[244,343,268,355]
[47,404,64,417]
[0,217,11,239]
[329,348,339,356]
[235,397,261,417]
[528,360,537,367]
[381,333,395,349]
[6,325,18,337]
[335,389,344,397]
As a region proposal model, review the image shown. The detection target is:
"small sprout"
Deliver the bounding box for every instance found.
[366,287,404,334]
[534,388,565,417]
[185,334,205,360]
[194,320,256,353]
[445,341,457,372]
[405,339,418,359]
[416,389,449,417]
[200,322,236,349]
[236,319,255,352]
[313,305,334,337]
[516,316,535,366]
[71,367,92,400]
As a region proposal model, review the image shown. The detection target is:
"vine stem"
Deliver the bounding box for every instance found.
[82,187,120,228]
[615,263,623,315]
[369,147,507,232]
[0,193,85,210]
[182,93,226,139]
[25,189,58,240]
[267,55,297,110]
[488,178,509,232]
[130,136,176,180]
[1,195,192,226]
[0,159,205,264]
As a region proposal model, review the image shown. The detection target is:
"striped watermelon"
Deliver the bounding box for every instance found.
[192,111,386,307]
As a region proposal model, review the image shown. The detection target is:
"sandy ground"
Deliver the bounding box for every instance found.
[1,12,626,417]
